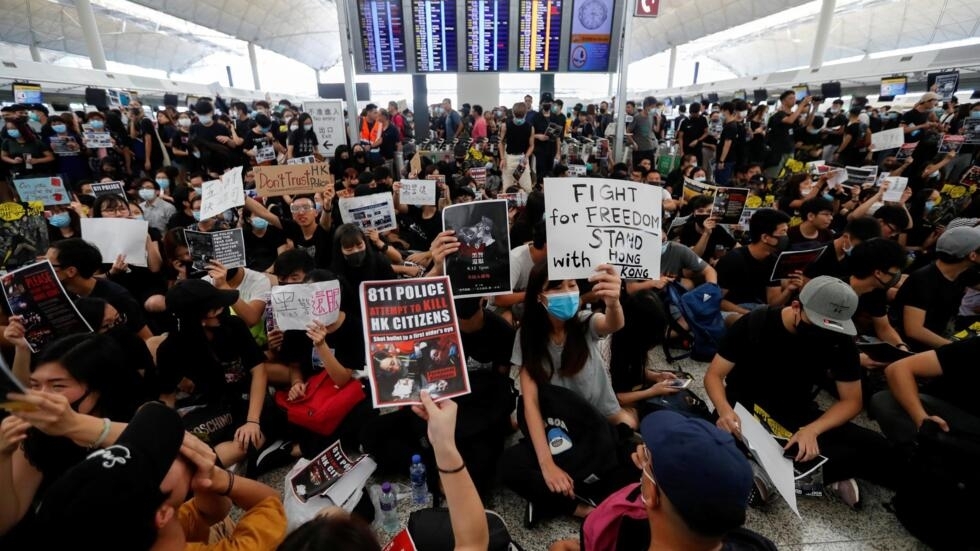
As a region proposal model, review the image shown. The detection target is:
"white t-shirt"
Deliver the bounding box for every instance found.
[491,244,535,308]
[204,268,271,303]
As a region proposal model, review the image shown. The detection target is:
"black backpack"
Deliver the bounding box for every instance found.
[890,420,980,551]
[408,508,524,551]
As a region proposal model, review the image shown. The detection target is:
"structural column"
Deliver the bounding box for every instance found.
[334,0,362,146]
[810,0,836,69]
[539,74,555,102]
[248,42,261,90]
[413,75,429,140]
[667,45,677,89]
[74,0,107,70]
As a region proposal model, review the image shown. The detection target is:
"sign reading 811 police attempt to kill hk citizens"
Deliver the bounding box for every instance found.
[544,177,662,280]
[254,162,332,198]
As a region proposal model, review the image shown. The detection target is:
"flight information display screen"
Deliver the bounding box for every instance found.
[568,0,614,71]
[357,0,408,73]
[465,0,509,71]
[412,0,458,72]
[518,0,563,72]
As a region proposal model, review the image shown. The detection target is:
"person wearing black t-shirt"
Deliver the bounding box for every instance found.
[243,211,287,272]
[787,196,835,251]
[821,100,848,162]
[127,104,163,175]
[805,216,882,281]
[247,193,336,269]
[715,209,794,324]
[706,277,898,507]
[677,194,737,263]
[764,91,813,178]
[532,92,562,185]
[242,113,280,166]
[377,110,400,165]
[677,103,708,157]
[714,102,745,185]
[189,101,233,174]
[873,338,980,447]
[900,92,942,143]
[893,226,980,350]
[835,108,870,167]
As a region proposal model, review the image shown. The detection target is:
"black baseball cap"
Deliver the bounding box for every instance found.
[166,279,239,314]
[540,92,554,104]
[35,402,185,548]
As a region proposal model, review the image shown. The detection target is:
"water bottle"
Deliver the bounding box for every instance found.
[380,482,399,533]
[410,454,427,505]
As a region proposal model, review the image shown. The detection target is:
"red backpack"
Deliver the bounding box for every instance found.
[274,372,365,436]
[582,483,648,551]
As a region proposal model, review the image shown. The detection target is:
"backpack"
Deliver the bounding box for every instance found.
[583,482,779,551]
[408,508,523,551]
[889,420,980,551]
[663,281,725,362]
[273,372,366,437]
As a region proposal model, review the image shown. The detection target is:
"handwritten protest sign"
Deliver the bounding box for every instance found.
[80,218,149,267]
[200,167,244,220]
[338,192,397,232]
[13,176,69,205]
[90,181,127,199]
[2,261,92,352]
[184,228,247,271]
[270,280,342,331]
[254,163,332,197]
[398,180,436,206]
[545,177,663,280]
[360,277,470,407]
[0,201,49,273]
[871,128,904,152]
[305,100,345,157]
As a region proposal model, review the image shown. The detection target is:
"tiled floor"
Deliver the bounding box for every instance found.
[260,348,929,550]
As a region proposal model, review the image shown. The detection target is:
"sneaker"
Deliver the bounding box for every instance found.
[252,440,295,476]
[523,500,536,529]
[747,460,775,508]
[827,479,862,510]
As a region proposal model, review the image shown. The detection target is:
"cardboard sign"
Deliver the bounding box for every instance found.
[80,218,149,267]
[0,201,49,273]
[254,163,332,197]
[184,228,247,271]
[871,128,904,152]
[770,246,827,282]
[338,192,397,232]
[270,280,342,331]
[13,176,69,206]
[881,176,909,202]
[545,177,663,280]
[1,260,92,352]
[442,200,512,298]
[710,187,749,225]
[410,152,422,175]
[91,181,127,200]
[398,180,436,206]
[200,167,245,220]
[361,277,470,408]
[304,100,346,157]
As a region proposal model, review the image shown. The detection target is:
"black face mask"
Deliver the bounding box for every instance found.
[795,318,827,339]
[875,270,901,289]
[345,250,367,267]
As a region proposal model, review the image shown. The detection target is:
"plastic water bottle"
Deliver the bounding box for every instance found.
[410,454,427,505]
[380,482,399,533]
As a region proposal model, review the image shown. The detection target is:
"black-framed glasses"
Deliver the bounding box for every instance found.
[100,312,127,332]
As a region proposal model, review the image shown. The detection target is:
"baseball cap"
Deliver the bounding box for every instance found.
[936,226,980,258]
[35,402,185,548]
[799,276,858,335]
[919,92,941,104]
[166,279,239,314]
[946,217,980,230]
[540,92,554,104]
[641,411,752,537]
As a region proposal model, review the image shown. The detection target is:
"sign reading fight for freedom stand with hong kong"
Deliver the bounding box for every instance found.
[254,163,332,198]
[544,177,663,280]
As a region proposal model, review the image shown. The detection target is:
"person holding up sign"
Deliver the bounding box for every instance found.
[2,117,55,177]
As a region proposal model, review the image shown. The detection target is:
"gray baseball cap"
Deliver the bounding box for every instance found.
[799,276,858,336]
[936,226,980,258]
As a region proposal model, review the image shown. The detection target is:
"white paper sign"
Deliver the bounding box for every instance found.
[255,145,275,164]
[305,100,346,157]
[83,131,112,149]
[826,168,848,189]
[399,179,436,206]
[544,177,663,280]
[568,164,587,177]
[286,155,316,165]
[882,176,909,202]
[871,127,905,152]
[199,166,244,220]
[734,403,800,518]
[338,192,397,232]
[270,280,342,331]
[80,218,149,267]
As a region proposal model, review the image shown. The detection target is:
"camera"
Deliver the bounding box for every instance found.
[811,96,824,103]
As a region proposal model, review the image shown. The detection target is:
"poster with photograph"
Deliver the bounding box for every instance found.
[938,134,965,154]
[82,130,112,149]
[881,176,909,202]
[289,440,374,504]
[270,280,342,331]
[545,177,663,280]
[934,72,959,101]
[1,260,92,352]
[286,155,317,165]
[683,177,716,201]
[497,192,527,209]
[184,228,247,272]
[895,143,917,161]
[710,187,749,225]
[964,118,980,145]
[398,180,436,206]
[442,200,511,298]
[844,166,877,187]
[13,176,70,206]
[338,192,397,232]
[0,201,49,273]
[770,246,828,282]
[360,277,470,408]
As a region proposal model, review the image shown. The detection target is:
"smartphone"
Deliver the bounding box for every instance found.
[667,378,692,389]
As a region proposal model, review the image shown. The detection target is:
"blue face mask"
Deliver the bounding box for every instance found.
[972,111,980,119]
[52,124,67,134]
[131,214,144,221]
[192,210,201,221]
[544,290,580,321]
[89,120,105,130]
[924,200,936,213]
[513,118,525,126]
[49,212,71,228]
[260,126,271,133]
[198,115,213,125]
[7,129,21,139]
[251,217,269,230]
[661,242,669,255]
[156,178,170,189]
[28,112,39,122]
[822,193,835,202]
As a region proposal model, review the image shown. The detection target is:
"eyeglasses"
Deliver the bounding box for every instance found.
[100,312,127,332]
[105,206,130,214]
[290,205,314,213]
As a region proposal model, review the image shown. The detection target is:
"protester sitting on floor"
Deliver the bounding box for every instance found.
[704,276,899,510]
[0,333,142,544]
[676,194,737,263]
[33,402,287,550]
[490,219,547,324]
[804,216,882,281]
[787,196,835,250]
